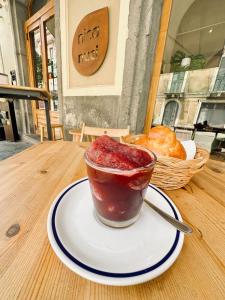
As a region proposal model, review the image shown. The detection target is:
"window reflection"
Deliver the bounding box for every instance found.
[30,28,43,88]
[45,17,58,111]
[153,0,225,131]
[30,0,48,16]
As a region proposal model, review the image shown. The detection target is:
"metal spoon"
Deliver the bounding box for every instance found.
[144,199,193,234]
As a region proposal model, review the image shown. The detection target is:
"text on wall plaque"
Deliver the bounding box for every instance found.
[72,7,109,76]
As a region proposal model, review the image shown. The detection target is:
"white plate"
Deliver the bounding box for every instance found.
[47,177,184,286]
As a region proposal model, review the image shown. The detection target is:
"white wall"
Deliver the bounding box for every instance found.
[163,0,195,73]
[0,0,19,82]
[163,0,225,72]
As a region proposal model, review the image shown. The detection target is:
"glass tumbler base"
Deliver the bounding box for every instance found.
[94,211,140,228]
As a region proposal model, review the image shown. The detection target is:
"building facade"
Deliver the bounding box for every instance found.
[153,65,225,129]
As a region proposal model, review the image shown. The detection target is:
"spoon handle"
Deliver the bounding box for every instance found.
[144,199,193,234]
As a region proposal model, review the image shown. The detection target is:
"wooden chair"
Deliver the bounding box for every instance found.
[175,129,193,141]
[70,123,130,142]
[194,131,216,153]
[37,110,64,142]
[39,124,64,143]
[69,129,82,142]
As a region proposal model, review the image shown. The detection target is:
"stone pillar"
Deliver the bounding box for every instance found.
[10,0,34,135]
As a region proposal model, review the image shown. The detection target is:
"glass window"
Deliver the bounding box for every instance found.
[30,27,43,88]
[213,57,225,91]
[30,0,48,16]
[152,0,225,129]
[197,103,225,126]
[170,72,185,93]
[45,17,58,111]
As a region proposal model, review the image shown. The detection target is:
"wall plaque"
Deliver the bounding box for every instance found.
[72,7,109,76]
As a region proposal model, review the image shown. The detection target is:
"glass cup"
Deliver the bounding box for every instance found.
[84,147,156,228]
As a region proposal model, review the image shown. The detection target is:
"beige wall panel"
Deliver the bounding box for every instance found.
[67,0,120,87]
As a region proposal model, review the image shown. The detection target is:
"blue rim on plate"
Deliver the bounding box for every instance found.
[51,178,180,278]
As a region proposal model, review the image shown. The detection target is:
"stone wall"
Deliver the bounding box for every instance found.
[184,68,216,94]
[55,0,163,139]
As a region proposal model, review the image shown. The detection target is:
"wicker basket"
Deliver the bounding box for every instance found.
[122,135,209,190]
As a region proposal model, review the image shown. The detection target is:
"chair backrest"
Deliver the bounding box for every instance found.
[175,129,193,141]
[194,131,216,152]
[36,109,59,127]
[80,123,130,142]
[217,133,225,139]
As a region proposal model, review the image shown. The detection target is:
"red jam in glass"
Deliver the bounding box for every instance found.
[85,135,156,227]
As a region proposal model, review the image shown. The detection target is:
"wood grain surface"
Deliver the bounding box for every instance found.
[0,142,224,299]
[0,84,51,100]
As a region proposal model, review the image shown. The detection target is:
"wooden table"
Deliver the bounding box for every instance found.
[0,84,52,140]
[0,142,224,299]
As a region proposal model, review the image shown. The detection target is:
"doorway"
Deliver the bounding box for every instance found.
[162,100,179,126]
[25,0,59,132]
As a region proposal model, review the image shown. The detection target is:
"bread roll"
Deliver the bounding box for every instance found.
[134,126,186,160]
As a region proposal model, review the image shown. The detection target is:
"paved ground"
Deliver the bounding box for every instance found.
[0,140,33,161]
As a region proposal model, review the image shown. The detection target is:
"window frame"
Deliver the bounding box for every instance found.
[144,0,173,133]
[24,0,55,127]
